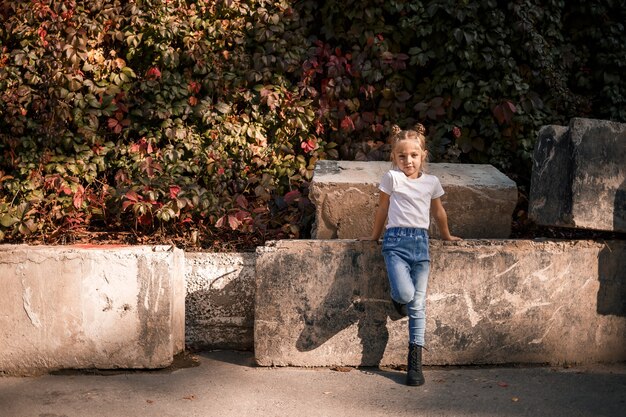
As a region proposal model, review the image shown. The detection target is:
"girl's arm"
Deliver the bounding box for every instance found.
[431,198,461,241]
[362,191,390,241]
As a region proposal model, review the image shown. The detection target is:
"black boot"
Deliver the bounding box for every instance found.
[392,299,408,317]
[406,343,425,386]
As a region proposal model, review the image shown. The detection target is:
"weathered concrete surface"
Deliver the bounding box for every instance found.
[310,160,517,239]
[0,245,185,376]
[185,252,255,350]
[255,239,626,367]
[529,118,626,232]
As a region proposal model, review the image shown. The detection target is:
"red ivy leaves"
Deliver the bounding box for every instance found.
[492,100,517,125]
[146,66,161,80]
[122,190,141,211]
[340,115,355,131]
[215,210,251,230]
[107,111,130,134]
[301,137,317,153]
[72,184,85,209]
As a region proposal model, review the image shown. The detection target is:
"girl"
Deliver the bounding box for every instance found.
[363,124,460,386]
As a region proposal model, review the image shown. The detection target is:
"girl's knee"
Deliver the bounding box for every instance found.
[394,288,414,304]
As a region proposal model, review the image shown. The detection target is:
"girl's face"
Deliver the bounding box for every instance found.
[392,140,426,179]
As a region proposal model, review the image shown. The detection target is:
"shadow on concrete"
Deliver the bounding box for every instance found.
[597,179,626,317]
[615,178,626,232]
[185,268,255,351]
[295,245,402,367]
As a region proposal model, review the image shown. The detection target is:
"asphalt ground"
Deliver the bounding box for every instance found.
[1,350,625,417]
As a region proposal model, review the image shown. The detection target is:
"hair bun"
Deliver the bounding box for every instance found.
[390,124,402,135]
[413,123,426,135]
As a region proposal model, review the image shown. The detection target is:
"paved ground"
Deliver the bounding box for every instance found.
[1,351,625,417]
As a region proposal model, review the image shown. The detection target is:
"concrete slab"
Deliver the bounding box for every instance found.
[185,252,255,350]
[309,160,517,239]
[0,350,625,417]
[0,245,185,376]
[255,239,626,367]
[529,117,626,232]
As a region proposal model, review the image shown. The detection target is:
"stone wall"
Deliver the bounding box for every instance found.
[0,245,185,376]
[309,161,518,239]
[2,238,624,375]
[185,252,256,350]
[255,239,626,367]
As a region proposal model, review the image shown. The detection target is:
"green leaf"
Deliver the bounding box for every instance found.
[215,102,231,114]
[0,215,18,228]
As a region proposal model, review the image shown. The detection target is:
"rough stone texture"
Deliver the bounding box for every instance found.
[185,252,256,350]
[255,239,626,367]
[0,245,185,376]
[529,118,626,232]
[309,160,517,239]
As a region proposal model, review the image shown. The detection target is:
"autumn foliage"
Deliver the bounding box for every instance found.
[0,1,624,248]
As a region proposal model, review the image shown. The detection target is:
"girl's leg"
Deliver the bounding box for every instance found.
[383,250,416,305]
[407,260,430,346]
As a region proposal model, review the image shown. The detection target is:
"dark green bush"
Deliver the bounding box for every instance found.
[0,0,624,247]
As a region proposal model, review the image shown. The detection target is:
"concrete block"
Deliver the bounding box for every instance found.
[185,252,255,350]
[255,239,626,367]
[0,245,185,376]
[309,160,517,239]
[529,118,626,232]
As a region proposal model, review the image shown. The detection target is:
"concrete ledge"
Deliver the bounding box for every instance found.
[0,245,185,376]
[185,252,255,350]
[310,161,517,239]
[255,239,626,367]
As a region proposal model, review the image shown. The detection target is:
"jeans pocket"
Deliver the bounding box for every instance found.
[382,235,404,252]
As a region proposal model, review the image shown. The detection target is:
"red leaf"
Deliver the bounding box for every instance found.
[492,100,517,125]
[236,195,248,209]
[124,190,140,202]
[301,138,316,153]
[215,215,226,228]
[169,186,181,199]
[227,214,241,230]
[284,190,301,204]
[234,210,250,222]
[137,213,152,226]
[146,67,161,79]
[72,185,85,209]
[506,100,517,113]
[340,115,355,131]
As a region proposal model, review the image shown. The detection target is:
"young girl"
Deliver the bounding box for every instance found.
[364,124,460,386]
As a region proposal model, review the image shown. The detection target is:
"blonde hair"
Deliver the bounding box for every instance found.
[388,123,429,171]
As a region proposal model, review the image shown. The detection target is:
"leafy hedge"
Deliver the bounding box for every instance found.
[0,0,624,247]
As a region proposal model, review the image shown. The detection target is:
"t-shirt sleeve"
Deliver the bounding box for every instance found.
[432,176,445,199]
[378,171,393,195]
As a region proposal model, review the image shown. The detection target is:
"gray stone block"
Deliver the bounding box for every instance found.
[254,239,626,367]
[529,118,626,232]
[0,245,185,376]
[185,252,255,350]
[310,161,517,239]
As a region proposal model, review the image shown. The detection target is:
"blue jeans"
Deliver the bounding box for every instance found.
[382,227,430,346]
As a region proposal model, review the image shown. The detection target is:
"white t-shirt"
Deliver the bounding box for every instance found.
[378,169,444,230]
